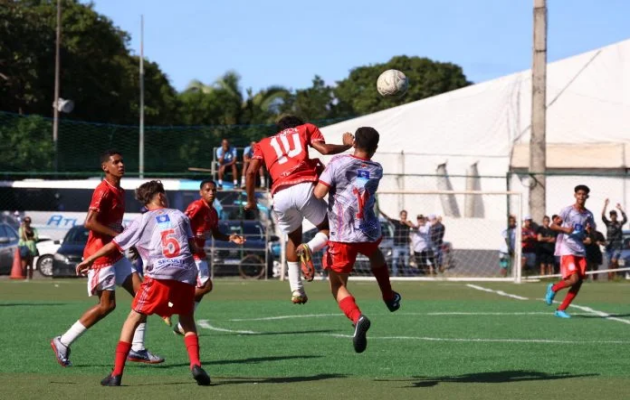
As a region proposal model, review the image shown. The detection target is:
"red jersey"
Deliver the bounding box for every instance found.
[83,180,125,267]
[185,198,219,259]
[252,123,325,195]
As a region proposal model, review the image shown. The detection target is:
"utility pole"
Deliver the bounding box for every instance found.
[53,0,62,172]
[530,0,547,222]
[139,15,145,178]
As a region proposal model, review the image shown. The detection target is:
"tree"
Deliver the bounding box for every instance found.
[281,76,337,121]
[334,55,471,116]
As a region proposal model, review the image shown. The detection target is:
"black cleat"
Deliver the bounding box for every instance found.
[100,373,122,386]
[192,365,211,386]
[352,315,371,353]
[385,291,402,312]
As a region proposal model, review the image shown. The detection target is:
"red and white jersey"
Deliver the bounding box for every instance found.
[83,180,125,267]
[252,123,325,195]
[184,199,219,259]
[113,208,197,284]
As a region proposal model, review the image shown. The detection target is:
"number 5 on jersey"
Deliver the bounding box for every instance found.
[161,229,181,258]
[270,133,303,164]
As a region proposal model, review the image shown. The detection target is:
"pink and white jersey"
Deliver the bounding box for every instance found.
[319,154,383,243]
[555,205,595,257]
[113,208,197,284]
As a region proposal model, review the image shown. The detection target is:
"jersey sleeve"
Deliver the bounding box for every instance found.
[318,158,337,187]
[230,147,237,159]
[181,213,195,240]
[304,123,325,145]
[88,185,108,213]
[252,143,263,160]
[113,216,142,251]
[216,147,223,159]
[558,206,571,224]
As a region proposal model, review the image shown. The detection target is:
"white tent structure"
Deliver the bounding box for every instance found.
[319,39,630,221]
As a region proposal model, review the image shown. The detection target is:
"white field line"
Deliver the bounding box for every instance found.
[230,312,595,322]
[468,284,630,326]
[197,319,259,335]
[467,284,529,300]
[325,334,630,345]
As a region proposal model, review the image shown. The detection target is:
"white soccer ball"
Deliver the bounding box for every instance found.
[376,69,408,97]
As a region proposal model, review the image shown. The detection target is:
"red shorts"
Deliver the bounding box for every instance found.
[560,255,587,280]
[132,277,195,318]
[323,238,382,274]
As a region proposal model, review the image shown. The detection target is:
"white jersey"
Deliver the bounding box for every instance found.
[412,225,432,252]
[555,205,595,257]
[113,208,197,284]
[319,154,383,243]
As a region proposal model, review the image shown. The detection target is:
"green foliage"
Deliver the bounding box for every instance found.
[0,113,53,171]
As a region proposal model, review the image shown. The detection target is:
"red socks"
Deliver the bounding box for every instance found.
[552,280,568,292]
[184,334,201,369]
[113,341,132,376]
[338,296,362,324]
[558,288,578,311]
[372,265,394,301]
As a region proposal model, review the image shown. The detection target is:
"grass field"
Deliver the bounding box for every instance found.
[1,278,630,400]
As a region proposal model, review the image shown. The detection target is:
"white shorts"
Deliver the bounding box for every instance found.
[87,257,135,296]
[195,258,210,288]
[273,182,327,234]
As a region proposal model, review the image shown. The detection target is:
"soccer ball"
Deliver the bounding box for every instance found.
[376,69,408,97]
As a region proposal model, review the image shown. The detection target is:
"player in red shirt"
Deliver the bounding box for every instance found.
[169,179,245,333]
[244,116,354,303]
[51,150,163,367]
[76,180,211,386]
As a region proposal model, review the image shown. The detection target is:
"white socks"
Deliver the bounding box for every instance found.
[60,321,86,347]
[131,322,147,352]
[307,232,328,253]
[287,261,303,293]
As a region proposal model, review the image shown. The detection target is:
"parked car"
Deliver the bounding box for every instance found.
[206,220,278,279]
[0,223,19,275]
[52,226,89,277]
[34,236,62,277]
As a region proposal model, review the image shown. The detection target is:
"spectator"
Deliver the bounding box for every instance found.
[412,215,435,275]
[499,215,516,277]
[428,214,446,272]
[18,216,39,280]
[536,215,557,276]
[522,216,538,272]
[216,139,238,189]
[242,141,266,189]
[601,199,627,281]
[585,222,606,281]
[379,208,413,277]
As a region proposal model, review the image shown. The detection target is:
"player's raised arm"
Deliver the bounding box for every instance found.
[311,132,354,155]
[76,242,119,275]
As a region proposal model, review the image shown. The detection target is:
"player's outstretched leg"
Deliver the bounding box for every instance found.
[179,314,211,386]
[368,249,401,312]
[287,229,308,303]
[101,310,146,386]
[555,279,583,319]
[329,270,370,353]
[174,279,213,336]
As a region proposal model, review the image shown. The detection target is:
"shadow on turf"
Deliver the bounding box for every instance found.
[197,329,340,337]
[573,314,630,319]
[152,355,324,369]
[379,370,599,388]
[212,373,347,386]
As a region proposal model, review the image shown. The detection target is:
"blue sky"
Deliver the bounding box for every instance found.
[87,0,630,93]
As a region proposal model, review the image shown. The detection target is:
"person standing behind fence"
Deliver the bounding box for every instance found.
[412,215,435,275]
[379,208,412,277]
[18,216,38,280]
[499,215,516,277]
[536,216,556,276]
[601,199,627,281]
[216,139,238,189]
[522,216,538,272]
[242,141,266,189]
[428,214,445,272]
[585,222,606,281]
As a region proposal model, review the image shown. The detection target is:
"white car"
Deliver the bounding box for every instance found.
[34,236,62,277]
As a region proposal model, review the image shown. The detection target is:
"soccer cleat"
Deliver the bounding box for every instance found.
[192,365,211,386]
[555,310,571,319]
[173,324,185,336]
[297,244,315,282]
[50,336,72,367]
[545,283,556,306]
[127,349,165,364]
[162,316,172,326]
[352,315,371,353]
[291,290,308,305]
[100,373,122,386]
[385,291,402,312]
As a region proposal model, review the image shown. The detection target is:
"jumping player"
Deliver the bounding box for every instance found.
[51,150,162,367]
[76,180,211,386]
[169,179,245,333]
[244,116,354,304]
[313,127,401,353]
[545,184,596,318]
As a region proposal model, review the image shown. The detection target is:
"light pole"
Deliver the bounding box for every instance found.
[52,0,62,172]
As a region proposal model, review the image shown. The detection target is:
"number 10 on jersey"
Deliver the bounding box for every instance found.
[270,133,303,164]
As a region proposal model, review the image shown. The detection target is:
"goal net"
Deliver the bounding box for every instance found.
[333,190,524,282]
